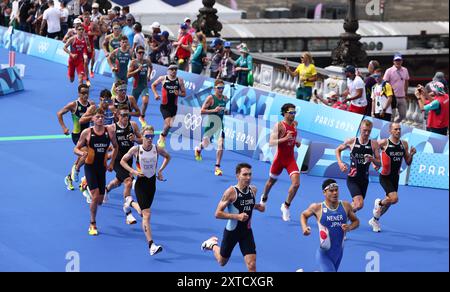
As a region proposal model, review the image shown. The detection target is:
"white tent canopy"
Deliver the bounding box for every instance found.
[111,0,242,25]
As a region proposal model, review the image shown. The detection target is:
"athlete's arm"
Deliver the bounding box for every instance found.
[377,139,388,152]
[342,201,359,232]
[200,95,217,114]
[120,146,142,177]
[156,146,171,181]
[177,77,186,97]
[147,60,153,81]
[269,123,288,147]
[130,121,143,144]
[402,140,416,166]
[370,140,381,167]
[215,187,247,222]
[252,185,265,213]
[63,37,76,59]
[79,104,97,124]
[335,138,354,172]
[102,34,111,55]
[151,76,164,100]
[74,129,89,157]
[127,60,140,78]
[300,203,320,236]
[57,101,76,135]
[107,125,119,171]
[107,48,118,70]
[128,96,141,117]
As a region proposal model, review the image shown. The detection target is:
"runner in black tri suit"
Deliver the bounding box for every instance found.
[105,105,142,225]
[336,119,381,212]
[112,80,141,121]
[201,163,266,272]
[151,64,186,148]
[57,84,94,190]
[74,109,119,236]
[369,122,416,232]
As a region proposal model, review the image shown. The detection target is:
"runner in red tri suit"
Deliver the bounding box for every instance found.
[64,24,90,85]
[260,103,301,222]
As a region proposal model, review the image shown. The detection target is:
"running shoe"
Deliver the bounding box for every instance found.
[71,165,79,182]
[201,236,218,251]
[259,194,267,207]
[194,148,202,161]
[65,175,75,191]
[126,213,137,225]
[82,189,92,204]
[214,168,223,176]
[88,224,98,236]
[373,198,382,218]
[369,218,381,232]
[150,243,163,255]
[157,138,166,148]
[280,203,291,222]
[86,79,91,87]
[102,189,108,204]
[90,71,94,79]
[138,116,147,127]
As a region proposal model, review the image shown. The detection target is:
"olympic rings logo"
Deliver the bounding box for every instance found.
[184,113,202,131]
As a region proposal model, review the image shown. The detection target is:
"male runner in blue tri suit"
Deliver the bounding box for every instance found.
[301,179,359,272]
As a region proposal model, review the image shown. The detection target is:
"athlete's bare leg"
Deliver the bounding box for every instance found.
[244,254,257,272]
[286,173,300,205]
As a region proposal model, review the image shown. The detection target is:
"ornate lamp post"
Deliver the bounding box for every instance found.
[331,0,367,67]
[193,0,223,37]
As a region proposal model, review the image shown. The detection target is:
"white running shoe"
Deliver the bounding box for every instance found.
[150,243,163,255]
[373,198,382,218]
[82,189,92,204]
[126,213,137,225]
[71,165,79,182]
[369,218,381,232]
[132,179,136,190]
[102,190,108,204]
[123,196,132,214]
[280,203,291,222]
[259,194,267,207]
[201,236,218,251]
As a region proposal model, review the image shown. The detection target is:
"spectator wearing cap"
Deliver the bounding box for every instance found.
[383,53,410,123]
[371,68,394,122]
[209,38,224,78]
[285,52,317,101]
[433,72,448,93]
[40,0,61,38]
[156,31,171,66]
[364,60,380,116]
[122,13,135,45]
[90,2,101,23]
[173,23,193,71]
[416,81,449,135]
[235,43,253,86]
[342,65,367,115]
[191,32,207,75]
[218,41,236,82]
[151,21,161,41]
[184,16,195,37]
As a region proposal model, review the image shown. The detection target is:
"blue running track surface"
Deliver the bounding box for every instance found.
[0,49,448,271]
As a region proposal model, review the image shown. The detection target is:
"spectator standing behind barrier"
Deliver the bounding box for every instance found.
[40,0,61,38]
[122,13,135,45]
[191,32,207,75]
[365,60,380,116]
[343,65,367,115]
[384,53,410,123]
[60,1,69,37]
[90,2,101,23]
[218,41,236,83]
[209,38,224,78]
[416,82,449,136]
[371,68,394,122]
[235,44,253,87]
[156,31,171,66]
[285,52,317,101]
[174,23,193,72]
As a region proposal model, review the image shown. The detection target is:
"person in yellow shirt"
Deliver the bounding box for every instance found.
[371,68,394,122]
[285,52,317,101]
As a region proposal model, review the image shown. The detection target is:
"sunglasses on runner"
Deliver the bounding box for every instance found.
[80,91,89,95]
[119,112,129,117]
[137,51,145,55]
[144,134,155,139]
[286,111,296,115]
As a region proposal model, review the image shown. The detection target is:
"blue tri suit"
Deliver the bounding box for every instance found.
[316,201,347,272]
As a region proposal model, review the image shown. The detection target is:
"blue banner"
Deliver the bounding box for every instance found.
[408,153,449,189]
[27,35,59,61]
[0,67,24,96]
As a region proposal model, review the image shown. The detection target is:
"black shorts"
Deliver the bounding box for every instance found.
[220,228,256,259]
[71,133,81,145]
[135,175,156,210]
[84,164,106,195]
[380,174,399,195]
[160,104,178,120]
[114,157,132,182]
[346,177,369,199]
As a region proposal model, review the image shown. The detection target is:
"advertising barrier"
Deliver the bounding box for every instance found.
[0,67,24,96]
